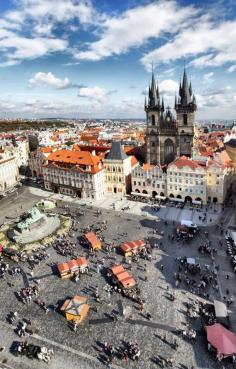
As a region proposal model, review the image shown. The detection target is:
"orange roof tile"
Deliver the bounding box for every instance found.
[84,232,102,249]
[120,240,145,253]
[41,147,53,153]
[47,149,102,169]
[142,163,155,171]
[170,156,203,170]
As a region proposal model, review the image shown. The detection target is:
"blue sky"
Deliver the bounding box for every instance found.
[0,0,236,119]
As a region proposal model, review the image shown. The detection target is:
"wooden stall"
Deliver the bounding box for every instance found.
[60,295,89,323]
[120,239,146,257]
[84,232,102,251]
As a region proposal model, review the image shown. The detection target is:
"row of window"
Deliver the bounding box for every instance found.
[168,172,204,178]
[44,169,93,179]
[169,185,204,194]
[105,166,123,173]
[133,180,165,189]
[106,176,123,183]
[169,178,204,186]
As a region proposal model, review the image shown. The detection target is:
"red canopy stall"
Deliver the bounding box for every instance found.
[206,323,236,359]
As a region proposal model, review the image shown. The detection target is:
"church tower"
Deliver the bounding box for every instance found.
[145,71,178,166]
[145,71,164,165]
[175,68,197,157]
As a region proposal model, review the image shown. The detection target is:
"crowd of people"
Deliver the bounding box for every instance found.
[0,188,235,369]
[16,285,39,304]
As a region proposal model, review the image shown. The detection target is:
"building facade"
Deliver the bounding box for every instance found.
[103,141,133,195]
[132,163,167,197]
[43,149,105,200]
[29,147,54,178]
[167,156,207,204]
[0,150,19,194]
[225,139,236,174]
[145,68,196,166]
[206,153,234,204]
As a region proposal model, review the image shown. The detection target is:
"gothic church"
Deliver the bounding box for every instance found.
[145,68,197,166]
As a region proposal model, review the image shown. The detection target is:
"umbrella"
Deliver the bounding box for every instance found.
[206,323,236,356]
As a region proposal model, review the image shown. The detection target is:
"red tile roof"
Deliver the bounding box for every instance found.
[169,156,203,170]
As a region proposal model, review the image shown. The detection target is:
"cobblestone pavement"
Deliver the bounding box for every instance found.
[29,186,223,227]
[0,191,235,369]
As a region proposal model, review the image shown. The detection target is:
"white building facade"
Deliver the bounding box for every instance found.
[42,149,105,200]
[0,151,19,194]
[132,163,167,197]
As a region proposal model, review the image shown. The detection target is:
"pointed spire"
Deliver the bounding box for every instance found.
[149,69,158,107]
[161,97,164,111]
[180,67,191,105]
[192,94,196,105]
[182,67,188,91]
[179,81,182,96]
[189,81,192,96]
[144,96,147,110]
[174,95,177,108]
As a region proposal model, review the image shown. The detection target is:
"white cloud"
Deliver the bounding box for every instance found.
[196,86,233,109]
[159,79,179,94]
[228,65,236,73]
[141,19,236,68]
[203,72,214,82]
[29,72,72,89]
[0,0,95,66]
[74,1,197,62]
[6,0,95,27]
[78,86,110,104]
[0,26,67,66]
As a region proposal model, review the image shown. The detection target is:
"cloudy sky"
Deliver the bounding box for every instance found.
[0,0,236,119]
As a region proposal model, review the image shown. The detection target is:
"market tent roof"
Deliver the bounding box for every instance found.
[120,276,136,289]
[131,192,151,198]
[192,200,202,205]
[120,239,145,253]
[206,323,236,356]
[169,197,184,203]
[61,295,89,317]
[110,264,125,275]
[187,257,196,265]
[214,300,228,319]
[84,232,102,248]
[57,262,70,274]
[155,195,166,200]
[76,257,88,267]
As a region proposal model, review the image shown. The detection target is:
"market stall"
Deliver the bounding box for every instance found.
[120,239,146,257]
[84,232,102,251]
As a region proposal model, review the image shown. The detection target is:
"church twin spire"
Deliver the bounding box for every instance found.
[145,69,164,111]
[145,67,196,112]
[177,67,196,108]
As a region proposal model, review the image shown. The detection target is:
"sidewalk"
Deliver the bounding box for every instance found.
[28,187,222,227]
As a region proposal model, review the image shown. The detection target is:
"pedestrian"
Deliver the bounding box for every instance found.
[123,350,129,363]
[146,312,152,320]
[160,264,164,271]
